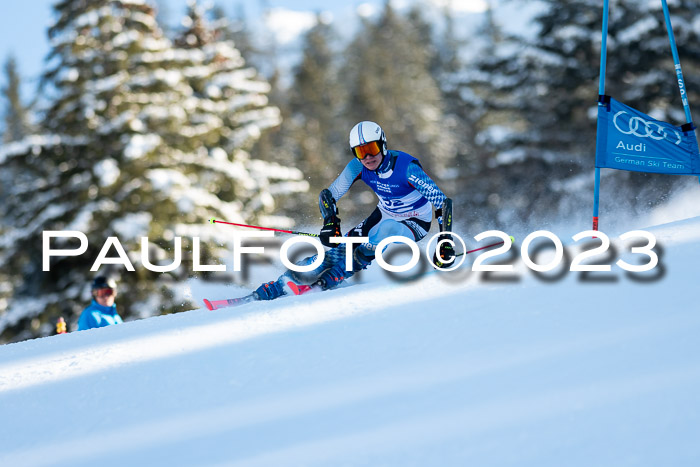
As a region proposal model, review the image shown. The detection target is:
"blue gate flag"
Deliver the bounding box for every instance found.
[595,96,700,175]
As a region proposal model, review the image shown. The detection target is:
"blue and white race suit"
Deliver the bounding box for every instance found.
[286,150,447,285]
[328,150,446,241]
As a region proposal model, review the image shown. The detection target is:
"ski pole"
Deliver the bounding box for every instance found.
[454,235,515,258]
[208,218,319,237]
[210,217,514,253]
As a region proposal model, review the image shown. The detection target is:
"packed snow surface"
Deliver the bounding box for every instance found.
[1,215,699,466]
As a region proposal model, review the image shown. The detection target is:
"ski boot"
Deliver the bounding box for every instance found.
[316,246,374,290]
[255,274,318,300]
[255,279,286,300]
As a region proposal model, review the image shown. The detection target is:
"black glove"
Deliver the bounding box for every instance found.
[319,215,342,247]
[433,233,455,268]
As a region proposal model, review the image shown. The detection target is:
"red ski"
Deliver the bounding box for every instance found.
[203,280,322,311]
[203,294,258,311]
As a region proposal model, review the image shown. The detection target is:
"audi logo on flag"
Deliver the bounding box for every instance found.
[613,111,682,145]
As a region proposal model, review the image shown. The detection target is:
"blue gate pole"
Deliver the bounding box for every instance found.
[660,0,700,182]
[593,0,610,231]
[661,0,693,124]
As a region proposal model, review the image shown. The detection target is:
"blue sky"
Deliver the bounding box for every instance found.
[0,1,54,89]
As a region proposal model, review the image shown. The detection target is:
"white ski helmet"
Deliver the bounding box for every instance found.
[349,121,387,159]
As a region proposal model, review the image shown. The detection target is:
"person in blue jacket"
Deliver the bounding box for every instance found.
[78,276,123,330]
[255,120,455,300]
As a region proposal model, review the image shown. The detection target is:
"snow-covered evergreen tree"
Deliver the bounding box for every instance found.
[210,4,259,72]
[341,3,452,183]
[0,0,306,343]
[426,6,475,220]
[245,13,350,221]
[460,0,700,227]
[1,55,33,143]
[0,55,34,314]
[172,0,306,220]
[278,14,347,216]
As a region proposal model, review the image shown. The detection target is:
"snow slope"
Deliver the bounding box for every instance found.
[1,212,700,466]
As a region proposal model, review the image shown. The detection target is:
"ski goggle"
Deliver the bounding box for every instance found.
[95,288,116,298]
[352,141,382,160]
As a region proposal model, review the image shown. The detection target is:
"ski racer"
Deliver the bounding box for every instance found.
[254,120,455,300]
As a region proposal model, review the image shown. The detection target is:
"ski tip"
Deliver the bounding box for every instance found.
[203,298,214,311]
[208,218,216,224]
